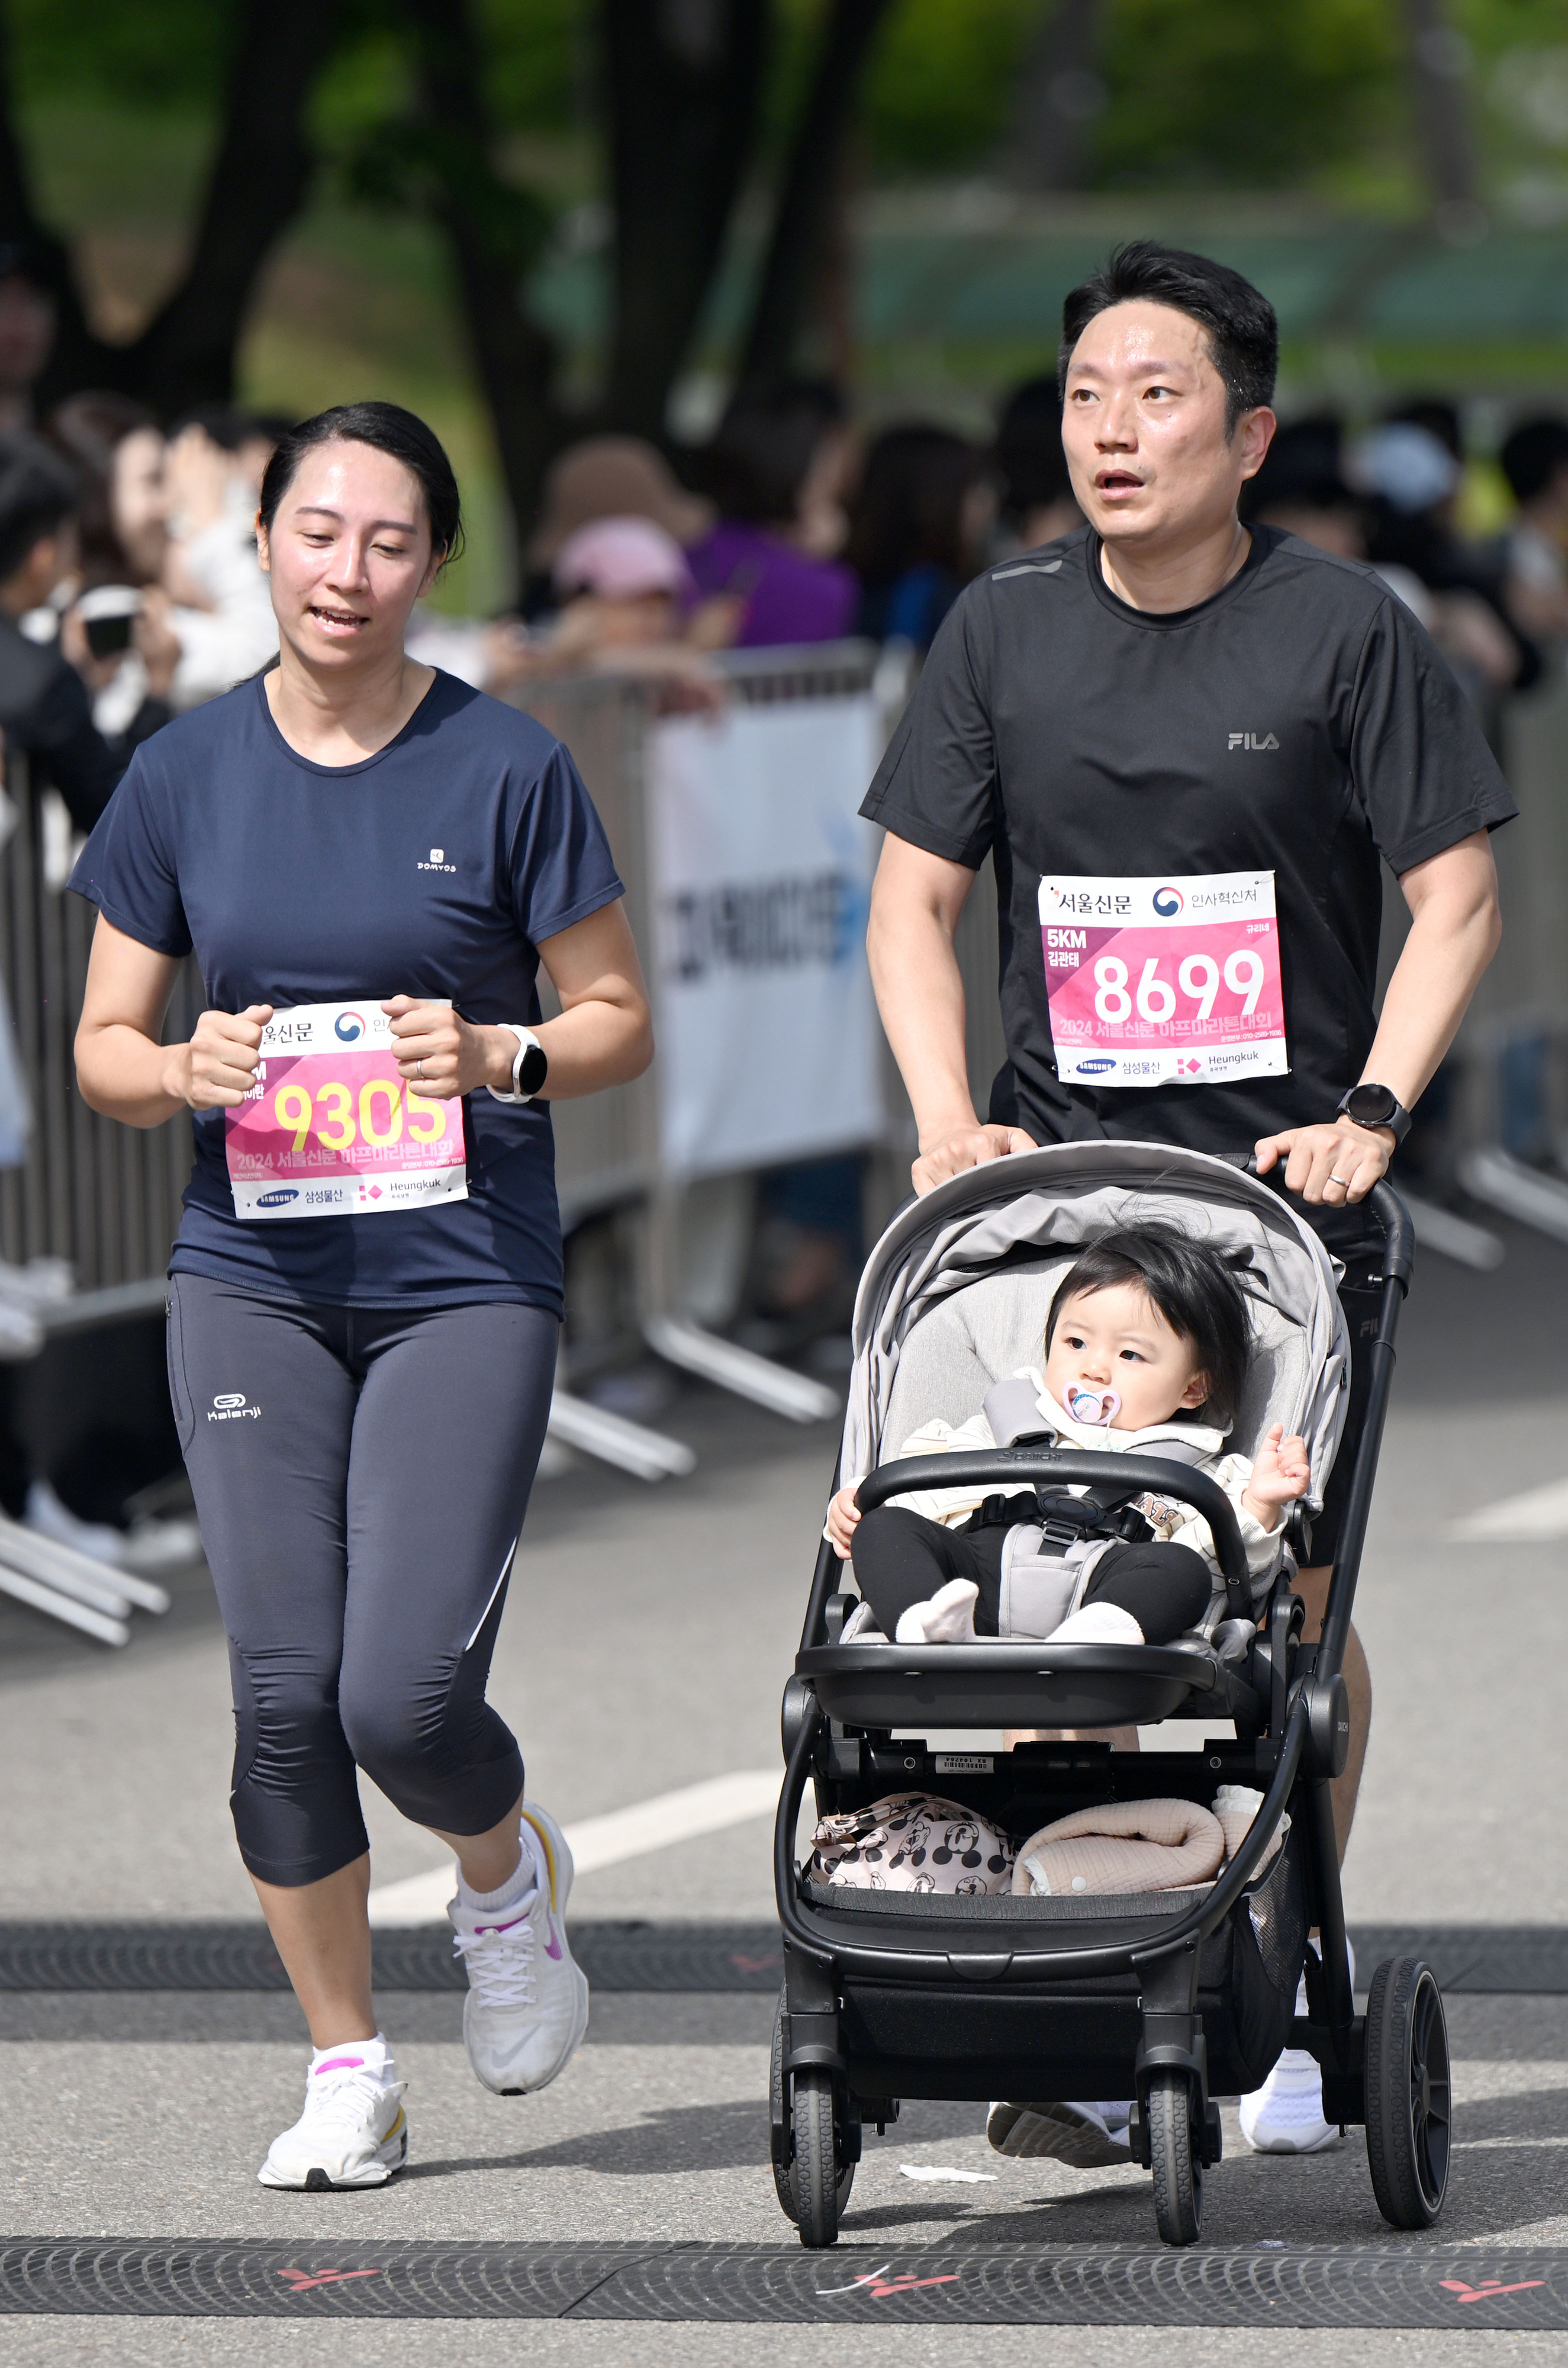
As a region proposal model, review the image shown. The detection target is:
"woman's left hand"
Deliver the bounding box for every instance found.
[383,996,507,1099]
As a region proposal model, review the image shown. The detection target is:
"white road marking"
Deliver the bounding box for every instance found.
[898,2164,997,2182]
[1447,1476,1568,1542]
[365,1767,782,1925]
[1454,2135,1568,2150]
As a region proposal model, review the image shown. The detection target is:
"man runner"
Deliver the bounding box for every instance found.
[862,242,1512,2154]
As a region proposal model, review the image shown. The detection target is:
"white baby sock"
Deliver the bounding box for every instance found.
[894,1578,980,1643]
[1043,1601,1144,1646]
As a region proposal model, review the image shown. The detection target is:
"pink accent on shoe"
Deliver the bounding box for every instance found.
[545,1917,564,1962]
[474,1915,527,1939]
[313,2056,366,2076]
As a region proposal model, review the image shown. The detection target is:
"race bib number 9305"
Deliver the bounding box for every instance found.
[1039,871,1287,1088]
[224,1000,468,1220]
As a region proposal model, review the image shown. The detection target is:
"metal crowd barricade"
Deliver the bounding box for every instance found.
[510,642,920,1444]
[0,758,188,1637]
[0,758,198,1309]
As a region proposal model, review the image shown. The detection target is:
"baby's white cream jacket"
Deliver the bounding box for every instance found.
[880,1368,1283,1587]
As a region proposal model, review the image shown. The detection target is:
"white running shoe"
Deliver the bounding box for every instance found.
[987,2097,1133,2168]
[1239,1941,1356,2154]
[450,1801,590,2097]
[1238,2048,1340,2153]
[258,2048,407,2189]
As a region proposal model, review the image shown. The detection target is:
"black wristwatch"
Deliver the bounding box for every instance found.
[1336,1082,1411,1145]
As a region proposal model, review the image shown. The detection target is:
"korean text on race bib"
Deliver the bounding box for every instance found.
[1039,871,1287,1088]
[224,1001,468,1220]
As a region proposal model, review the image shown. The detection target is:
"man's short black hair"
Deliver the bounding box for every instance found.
[1058,242,1278,436]
[0,432,76,584]
[1501,417,1568,507]
[1044,1221,1255,1430]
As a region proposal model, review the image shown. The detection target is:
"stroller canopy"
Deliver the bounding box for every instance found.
[841,1142,1353,1515]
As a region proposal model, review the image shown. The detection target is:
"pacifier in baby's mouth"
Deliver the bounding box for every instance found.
[1065,1384,1121,1427]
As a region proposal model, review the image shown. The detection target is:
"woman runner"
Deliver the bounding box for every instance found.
[71,402,653,2188]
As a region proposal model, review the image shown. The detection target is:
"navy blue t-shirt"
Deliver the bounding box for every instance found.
[69,670,624,1312]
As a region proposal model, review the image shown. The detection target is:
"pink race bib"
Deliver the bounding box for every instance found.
[1039,871,1287,1088]
[224,1001,468,1221]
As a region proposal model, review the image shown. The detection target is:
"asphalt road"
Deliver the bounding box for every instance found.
[3,1213,1568,2362]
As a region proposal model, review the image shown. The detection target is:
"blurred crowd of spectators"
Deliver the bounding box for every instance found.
[0,236,280,1574]
[5,181,1568,1491]
[421,366,1568,761]
[0,234,288,852]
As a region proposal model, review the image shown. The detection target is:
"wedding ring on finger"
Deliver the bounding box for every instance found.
[416,1059,424,1081]
[1328,1173,1351,1188]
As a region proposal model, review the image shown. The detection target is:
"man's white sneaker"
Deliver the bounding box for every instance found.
[987,2097,1133,2168]
[1238,2049,1340,2153]
[450,1801,590,2097]
[1239,1940,1355,2154]
[258,2045,407,2189]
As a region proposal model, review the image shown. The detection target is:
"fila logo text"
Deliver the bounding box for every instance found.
[1228,732,1279,750]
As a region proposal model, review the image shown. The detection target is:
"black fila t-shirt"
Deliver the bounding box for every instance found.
[862,523,1515,1192]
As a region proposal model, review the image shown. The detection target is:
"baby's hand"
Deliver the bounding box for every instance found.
[1241,1423,1311,1532]
[826,1483,862,1559]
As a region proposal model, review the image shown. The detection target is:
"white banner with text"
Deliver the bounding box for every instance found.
[649,695,884,1179]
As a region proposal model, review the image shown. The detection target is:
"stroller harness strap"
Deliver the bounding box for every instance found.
[857,1446,1254,1620]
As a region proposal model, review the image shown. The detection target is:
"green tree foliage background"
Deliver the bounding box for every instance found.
[12,0,1568,191]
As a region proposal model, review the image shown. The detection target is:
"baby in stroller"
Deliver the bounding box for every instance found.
[826,1224,1310,1649]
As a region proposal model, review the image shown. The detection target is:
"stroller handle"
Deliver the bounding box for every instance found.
[1221,1154,1414,1291]
[854,1447,1253,1619]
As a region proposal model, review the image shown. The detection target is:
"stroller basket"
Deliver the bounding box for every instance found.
[795,1818,1309,2103]
[771,1141,1449,2253]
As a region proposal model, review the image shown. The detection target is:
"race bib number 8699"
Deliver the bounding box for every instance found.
[1039,871,1287,1088]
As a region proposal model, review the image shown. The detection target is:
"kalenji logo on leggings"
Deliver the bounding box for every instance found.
[208,1393,261,1422]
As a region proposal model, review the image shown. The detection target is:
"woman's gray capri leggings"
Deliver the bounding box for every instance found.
[167,1273,556,1887]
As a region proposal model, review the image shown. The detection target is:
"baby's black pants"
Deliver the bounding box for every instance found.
[851,1505,1214,1644]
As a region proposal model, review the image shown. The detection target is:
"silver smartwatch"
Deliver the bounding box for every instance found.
[487,1025,549,1105]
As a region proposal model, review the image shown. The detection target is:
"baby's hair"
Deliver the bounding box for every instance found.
[1044,1222,1254,1428]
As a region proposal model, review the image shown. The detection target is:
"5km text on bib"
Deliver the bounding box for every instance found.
[1039,871,1287,1089]
[224,1000,468,1220]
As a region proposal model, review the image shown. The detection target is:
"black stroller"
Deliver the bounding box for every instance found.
[771,1140,1448,2248]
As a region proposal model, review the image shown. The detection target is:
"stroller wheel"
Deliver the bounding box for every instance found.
[769,1991,799,2225]
[1148,2071,1203,2246]
[1365,1958,1451,2228]
[791,2069,855,2248]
